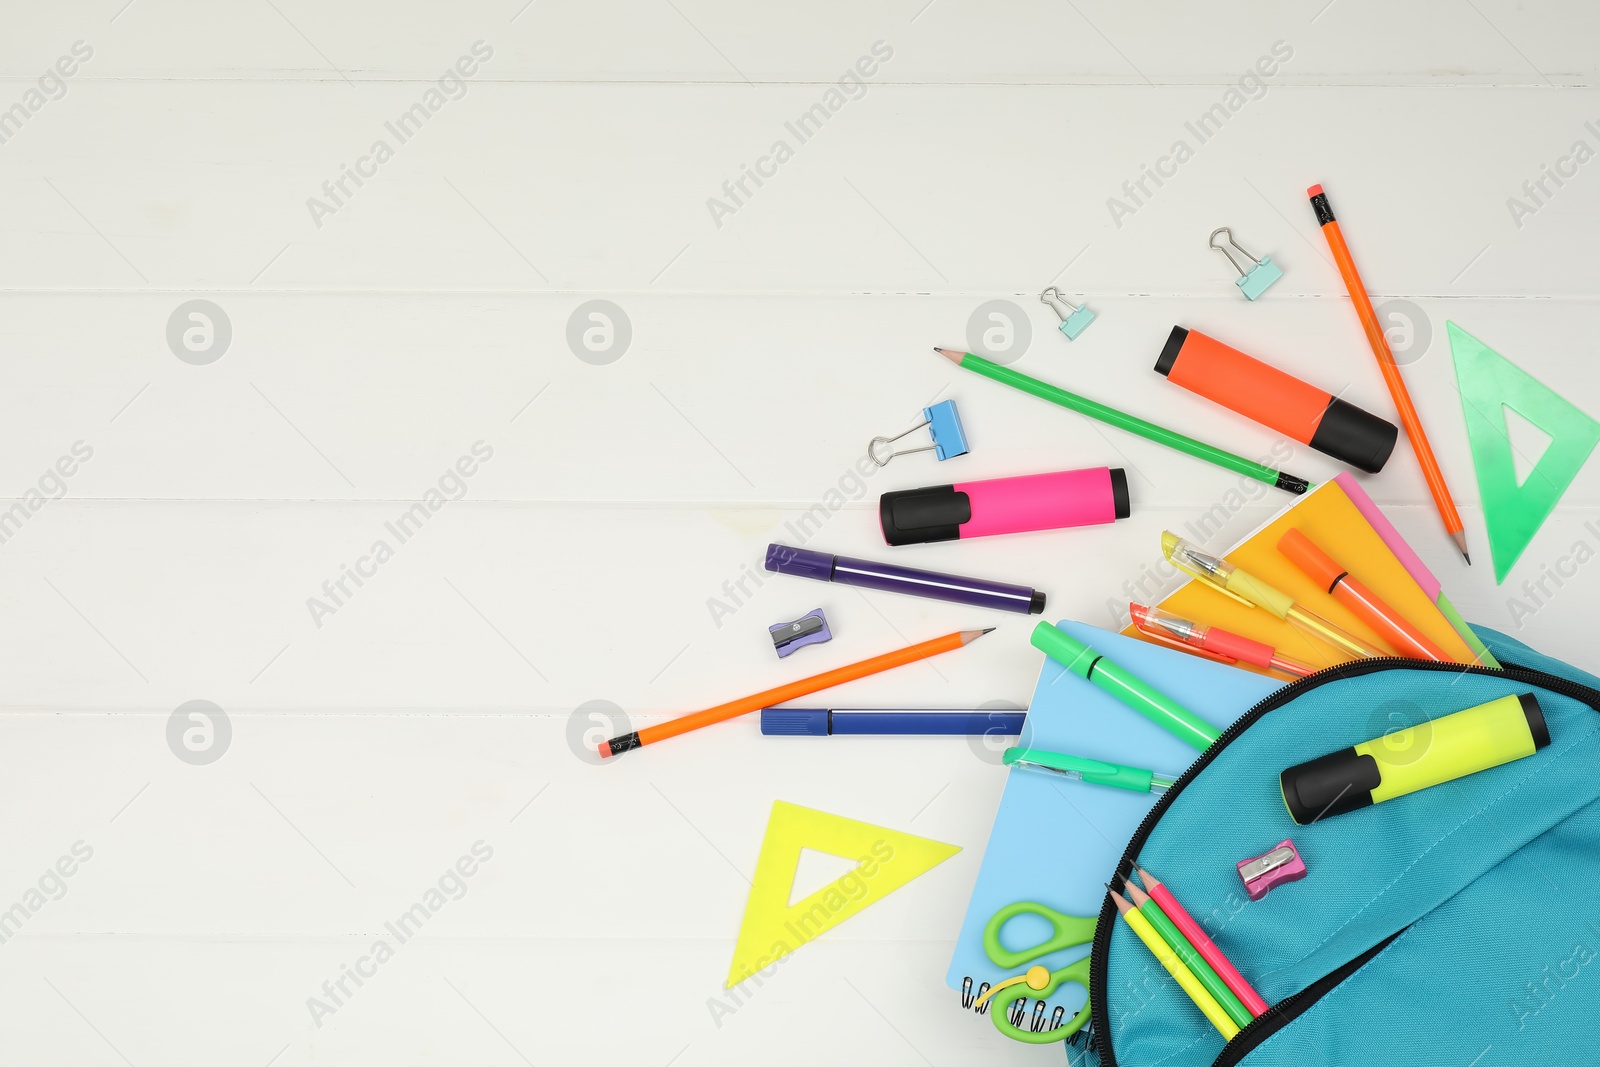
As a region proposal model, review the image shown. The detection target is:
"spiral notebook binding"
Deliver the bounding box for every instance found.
[958,976,992,1013]
[957,977,1078,1034]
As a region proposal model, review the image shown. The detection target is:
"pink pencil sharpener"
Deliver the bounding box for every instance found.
[1237,840,1306,901]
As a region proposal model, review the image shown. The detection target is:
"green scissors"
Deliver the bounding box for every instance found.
[976,901,1096,1044]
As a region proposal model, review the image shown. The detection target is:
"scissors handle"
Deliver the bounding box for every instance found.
[984,901,1098,968]
[982,902,1098,1044]
[986,955,1093,1044]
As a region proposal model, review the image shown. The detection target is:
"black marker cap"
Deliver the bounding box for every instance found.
[1280,747,1381,825]
[1519,692,1551,749]
[1110,467,1131,520]
[879,485,971,546]
[1154,325,1188,377]
[1309,397,1400,474]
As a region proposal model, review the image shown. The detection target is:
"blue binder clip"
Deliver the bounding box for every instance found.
[1040,287,1096,340]
[1210,227,1282,301]
[869,399,970,466]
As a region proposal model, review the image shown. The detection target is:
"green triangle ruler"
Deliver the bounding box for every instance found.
[1449,321,1600,583]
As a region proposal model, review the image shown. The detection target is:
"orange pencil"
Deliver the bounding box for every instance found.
[1278,528,1453,662]
[598,628,992,756]
[1308,184,1470,565]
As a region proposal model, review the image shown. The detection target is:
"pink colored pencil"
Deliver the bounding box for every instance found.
[1135,866,1268,1018]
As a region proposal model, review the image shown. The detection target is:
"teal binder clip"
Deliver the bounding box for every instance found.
[1040,287,1096,340]
[1210,227,1282,301]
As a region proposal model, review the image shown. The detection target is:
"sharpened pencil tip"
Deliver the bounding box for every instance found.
[1451,529,1471,565]
[982,627,995,634]
[934,346,964,364]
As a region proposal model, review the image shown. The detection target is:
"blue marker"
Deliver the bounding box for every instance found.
[760,707,1026,736]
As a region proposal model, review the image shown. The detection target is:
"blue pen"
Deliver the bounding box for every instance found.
[760,707,1026,736]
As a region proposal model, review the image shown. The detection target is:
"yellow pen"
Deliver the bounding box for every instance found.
[1112,890,1240,1040]
[1161,532,1388,661]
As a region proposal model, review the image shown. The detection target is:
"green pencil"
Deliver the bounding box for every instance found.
[935,347,1311,495]
[1127,880,1254,1029]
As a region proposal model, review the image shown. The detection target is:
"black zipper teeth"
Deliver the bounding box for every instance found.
[1208,929,1404,1067]
[1089,654,1600,1067]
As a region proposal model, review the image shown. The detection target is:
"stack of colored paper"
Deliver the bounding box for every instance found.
[1128,473,1491,671]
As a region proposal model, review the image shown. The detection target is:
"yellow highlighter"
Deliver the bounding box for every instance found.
[1281,693,1550,823]
[1162,531,1388,661]
[1111,890,1241,1040]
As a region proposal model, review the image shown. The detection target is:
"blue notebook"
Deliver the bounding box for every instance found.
[946,621,1283,1027]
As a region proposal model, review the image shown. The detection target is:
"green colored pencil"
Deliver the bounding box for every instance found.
[935,347,1311,495]
[1127,881,1254,1029]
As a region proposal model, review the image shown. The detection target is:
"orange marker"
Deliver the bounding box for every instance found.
[1156,326,1398,474]
[1277,528,1451,662]
[1308,184,1470,564]
[598,628,992,756]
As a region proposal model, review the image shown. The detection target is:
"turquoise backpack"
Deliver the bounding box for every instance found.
[1080,625,1600,1066]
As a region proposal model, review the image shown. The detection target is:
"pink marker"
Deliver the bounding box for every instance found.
[879,466,1129,545]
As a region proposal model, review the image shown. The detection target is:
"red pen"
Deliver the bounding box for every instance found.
[1130,603,1315,678]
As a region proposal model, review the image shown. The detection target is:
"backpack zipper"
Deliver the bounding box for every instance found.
[1088,655,1600,1067]
[1206,930,1403,1067]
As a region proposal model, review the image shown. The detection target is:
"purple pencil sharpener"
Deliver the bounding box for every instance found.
[771,608,831,658]
[1237,840,1306,901]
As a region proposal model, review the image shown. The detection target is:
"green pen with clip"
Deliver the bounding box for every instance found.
[1003,747,1176,794]
[1031,622,1221,750]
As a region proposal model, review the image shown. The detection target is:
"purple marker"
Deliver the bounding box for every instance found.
[764,544,1045,615]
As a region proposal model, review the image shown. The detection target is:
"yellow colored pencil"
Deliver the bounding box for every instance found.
[1112,890,1240,1040]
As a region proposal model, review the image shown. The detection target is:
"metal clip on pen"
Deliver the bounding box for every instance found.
[1003,747,1175,794]
[1161,531,1388,661]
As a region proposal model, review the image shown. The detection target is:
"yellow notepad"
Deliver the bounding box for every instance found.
[1130,481,1475,671]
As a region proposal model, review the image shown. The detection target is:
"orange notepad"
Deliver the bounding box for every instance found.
[1128,481,1476,671]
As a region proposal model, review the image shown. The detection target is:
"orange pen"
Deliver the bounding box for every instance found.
[599,628,991,756]
[1308,184,1469,564]
[1277,529,1451,662]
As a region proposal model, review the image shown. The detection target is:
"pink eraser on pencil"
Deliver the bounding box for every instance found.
[1237,840,1306,901]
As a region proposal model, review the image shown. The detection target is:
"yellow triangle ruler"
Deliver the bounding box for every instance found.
[725,800,960,989]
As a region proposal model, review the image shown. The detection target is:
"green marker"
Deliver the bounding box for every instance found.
[1003,747,1176,794]
[935,347,1310,495]
[1030,622,1220,750]
[1126,881,1255,1029]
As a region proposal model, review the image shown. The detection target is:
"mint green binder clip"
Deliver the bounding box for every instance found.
[1211,227,1282,301]
[1040,287,1096,340]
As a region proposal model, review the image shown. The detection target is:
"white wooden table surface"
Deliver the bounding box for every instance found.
[2,2,1598,1063]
